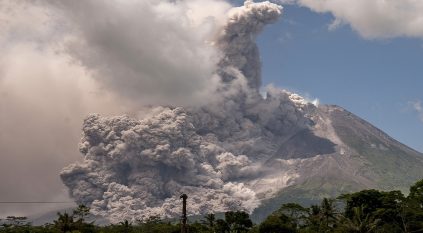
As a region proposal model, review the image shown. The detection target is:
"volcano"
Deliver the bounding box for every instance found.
[59,1,423,223]
[251,104,423,221]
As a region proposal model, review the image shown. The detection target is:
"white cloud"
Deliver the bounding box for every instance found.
[328,18,344,31]
[294,0,423,39]
[411,100,423,122]
[273,0,296,5]
[277,31,294,44]
[413,101,423,112]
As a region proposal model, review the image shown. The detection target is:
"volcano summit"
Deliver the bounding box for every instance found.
[60,1,423,223]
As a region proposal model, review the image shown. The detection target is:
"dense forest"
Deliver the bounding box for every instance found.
[1,179,422,233]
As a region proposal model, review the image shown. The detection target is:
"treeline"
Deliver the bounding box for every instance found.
[1,179,422,233]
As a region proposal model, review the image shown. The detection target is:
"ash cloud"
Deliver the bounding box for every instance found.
[0,0,232,217]
[62,110,260,221]
[59,1,321,223]
[0,0,132,217]
[62,89,315,222]
[43,0,232,106]
[0,0,231,217]
[0,0,319,222]
[217,0,282,89]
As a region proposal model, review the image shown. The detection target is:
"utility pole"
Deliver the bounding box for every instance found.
[180,193,188,233]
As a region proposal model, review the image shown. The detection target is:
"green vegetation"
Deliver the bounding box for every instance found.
[1,179,423,233]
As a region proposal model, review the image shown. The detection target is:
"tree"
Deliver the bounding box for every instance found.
[277,203,309,229]
[339,189,416,232]
[337,205,379,233]
[119,220,132,233]
[54,212,75,233]
[204,213,216,229]
[340,190,384,220]
[401,179,423,232]
[215,219,230,233]
[224,211,253,233]
[259,214,296,233]
[4,216,30,227]
[199,213,217,233]
[73,204,90,223]
[322,198,339,229]
[409,179,423,205]
[298,198,340,233]
[72,204,95,233]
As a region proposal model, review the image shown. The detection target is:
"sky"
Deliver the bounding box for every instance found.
[0,0,422,218]
[248,1,423,153]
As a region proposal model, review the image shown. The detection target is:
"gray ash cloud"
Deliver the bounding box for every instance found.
[59,0,318,223]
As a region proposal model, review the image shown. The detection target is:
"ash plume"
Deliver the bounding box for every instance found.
[217,0,282,89]
[42,0,231,107]
[60,0,318,223]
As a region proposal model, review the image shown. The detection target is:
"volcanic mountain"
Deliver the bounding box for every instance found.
[251,104,423,221]
[59,1,423,223]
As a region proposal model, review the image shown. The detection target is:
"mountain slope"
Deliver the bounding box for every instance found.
[56,1,422,223]
[252,104,423,222]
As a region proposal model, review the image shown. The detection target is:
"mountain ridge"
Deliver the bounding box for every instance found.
[251,104,423,222]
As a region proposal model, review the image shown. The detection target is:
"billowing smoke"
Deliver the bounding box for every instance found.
[59,0,322,223]
[0,0,133,217]
[43,0,232,107]
[217,0,282,89]
[61,91,316,222]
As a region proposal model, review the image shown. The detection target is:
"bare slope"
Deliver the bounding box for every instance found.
[252,104,423,221]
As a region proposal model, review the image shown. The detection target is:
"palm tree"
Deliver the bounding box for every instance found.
[306,198,339,232]
[321,198,338,229]
[340,206,379,233]
[73,204,90,223]
[204,213,216,229]
[53,212,75,233]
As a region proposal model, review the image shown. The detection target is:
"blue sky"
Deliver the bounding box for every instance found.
[232,1,423,152]
[261,5,423,152]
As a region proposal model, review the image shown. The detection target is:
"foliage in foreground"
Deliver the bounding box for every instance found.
[1,179,423,233]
